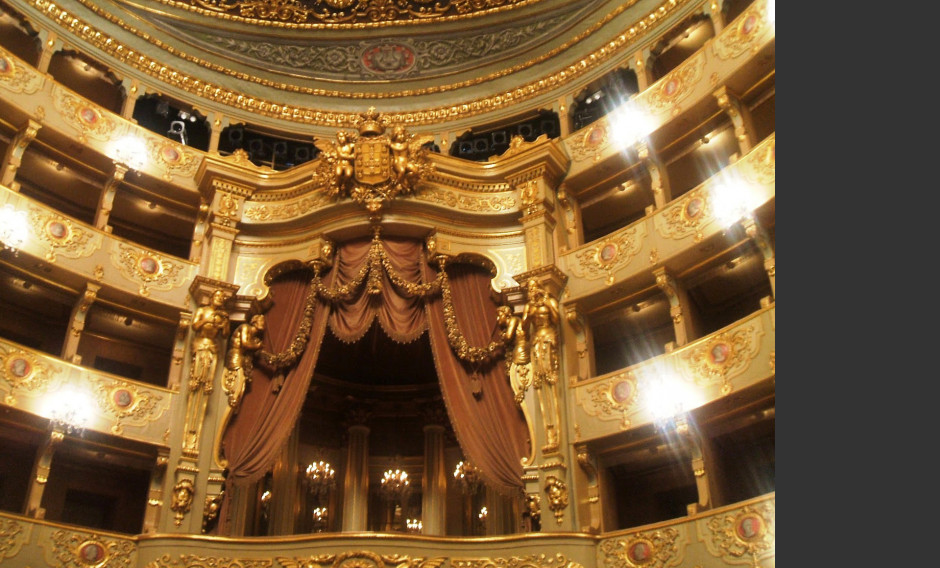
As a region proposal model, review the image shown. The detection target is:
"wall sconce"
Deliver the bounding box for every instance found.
[406,518,422,534]
[381,467,409,502]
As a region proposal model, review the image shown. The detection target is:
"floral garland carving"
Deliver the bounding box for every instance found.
[453,553,583,568]
[146,554,272,568]
[0,517,27,560]
[277,551,446,568]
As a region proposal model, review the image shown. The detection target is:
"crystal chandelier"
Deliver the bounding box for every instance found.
[312,506,328,532]
[305,460,336,499]
[406,518,422,534]
[453,460,481,494]
[0,203,28,255]
[380,468,409,501]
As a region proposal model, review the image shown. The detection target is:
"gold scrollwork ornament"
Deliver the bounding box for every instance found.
[313,108,434,213]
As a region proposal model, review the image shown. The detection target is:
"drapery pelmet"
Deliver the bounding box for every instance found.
[217,235,529,535]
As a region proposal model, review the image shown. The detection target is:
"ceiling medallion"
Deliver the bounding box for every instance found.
[314,108,435,213]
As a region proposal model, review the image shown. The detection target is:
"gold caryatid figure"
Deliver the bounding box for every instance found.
[314,107,434,212]
[184,289,231,454]
[521,279,562,453]
[222,314,266,412]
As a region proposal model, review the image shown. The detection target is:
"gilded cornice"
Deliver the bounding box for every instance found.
[0,337,175,446]
[19,0,691,126]
[572,305,773,441]
[145,0,550,27]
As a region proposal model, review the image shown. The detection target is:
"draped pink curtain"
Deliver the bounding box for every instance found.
[328,238,427,343]
[217,268,335,534]
[218,237,528,533]
[424,262,529,495]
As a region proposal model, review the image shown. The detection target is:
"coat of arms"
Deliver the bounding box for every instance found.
[314,108,435,212]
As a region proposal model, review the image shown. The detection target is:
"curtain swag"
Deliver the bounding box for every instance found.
[258,233,509,373]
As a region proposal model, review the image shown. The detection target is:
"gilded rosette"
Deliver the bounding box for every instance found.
[92,376,168,435]
[652,188,713,241]
[0,344,61,405]
[0,49,42,94]
[147,138,201,181]
[566,120,611,163]
[675,325,764,395]
[111,243,189,296]
[29,209,102,263]
[712,2,772,61]
[698,501,775,566]
[567,224,644,283]
[50,529,136,568]
[643,52,706,115]
[599,526,687,568]
[52,85,117,143]
[582,371,639,430]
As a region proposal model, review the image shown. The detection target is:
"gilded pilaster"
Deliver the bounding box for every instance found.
[714,85,756,156]
[511,266,577,532]
[573,443,600,533]
[563,303,594,385]
[142,448,170,534]
[165,277,238,534]
[60,282,99,363]
[0,118,41,188]
[269,425,302,535]
[207,112,227,154]
[94,162,128,232]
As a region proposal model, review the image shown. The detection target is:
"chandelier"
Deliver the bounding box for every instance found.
[380,468,409,501]
[312,506,328,532]
[0,203,28,255]
[305,460,336,499]
[406,518,422,534]
[453,460,481,494]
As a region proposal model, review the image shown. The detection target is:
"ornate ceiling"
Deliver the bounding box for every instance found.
[12,0,695,129]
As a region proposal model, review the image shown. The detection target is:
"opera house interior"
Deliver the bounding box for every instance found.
[0,0,774,566]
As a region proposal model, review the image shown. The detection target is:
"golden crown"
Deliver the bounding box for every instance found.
[356,107,386,136]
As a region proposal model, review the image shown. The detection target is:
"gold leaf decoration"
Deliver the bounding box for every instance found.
[699,501,775,566]
[599,527,686,568]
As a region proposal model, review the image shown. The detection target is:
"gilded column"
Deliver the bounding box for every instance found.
[638,142,672,209]
[1,119,41,189]
[269,427,301,535]
[25,429,63,519]
[742,216,775,299]
[714,86,757,157]
[142,448,170,533]
[654,267,698,348]
[420,421,446,535]
[632,47,655,93]
[35,30,60,74]
[94,162,128,232]
[119,79,144,120]
[341,407,371,532]
[60,282,99,363]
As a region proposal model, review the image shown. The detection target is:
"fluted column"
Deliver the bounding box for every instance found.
[342,423,370,531]
[420,423,446,535]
